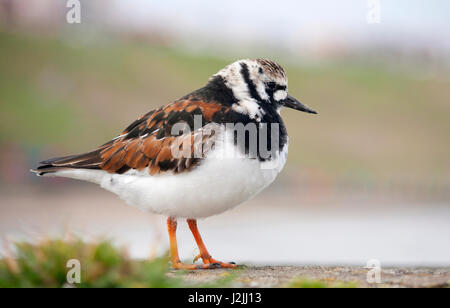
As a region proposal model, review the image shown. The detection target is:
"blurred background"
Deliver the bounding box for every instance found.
[0,0,449,266]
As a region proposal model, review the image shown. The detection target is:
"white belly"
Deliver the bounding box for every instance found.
[51,135,288,218]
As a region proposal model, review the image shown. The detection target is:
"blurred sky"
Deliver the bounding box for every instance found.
[112,0,450,53]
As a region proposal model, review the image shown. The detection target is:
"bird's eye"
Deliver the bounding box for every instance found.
[267,82,276,89]
[259,67,264,74]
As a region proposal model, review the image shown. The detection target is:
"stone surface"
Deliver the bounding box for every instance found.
[171,266,450,288]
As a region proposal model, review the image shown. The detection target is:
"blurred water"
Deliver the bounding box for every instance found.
[1,187,449,266]
[190,202,450,266]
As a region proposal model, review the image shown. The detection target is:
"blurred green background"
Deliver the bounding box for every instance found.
[1,0,449,266]
[1,32,449,197]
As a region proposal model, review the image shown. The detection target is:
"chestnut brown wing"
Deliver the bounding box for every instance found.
[34,99,227,176]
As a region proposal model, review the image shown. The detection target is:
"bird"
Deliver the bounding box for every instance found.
[32,59,317,269]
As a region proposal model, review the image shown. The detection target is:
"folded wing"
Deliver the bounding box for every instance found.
[34,99,227,176]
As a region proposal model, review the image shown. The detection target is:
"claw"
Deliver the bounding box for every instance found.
[208,259,238,268]
[218,262,238,269]
[193,254,201,263]
[194,255,238,268]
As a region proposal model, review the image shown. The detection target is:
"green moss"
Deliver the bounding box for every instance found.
[0,238,231,288]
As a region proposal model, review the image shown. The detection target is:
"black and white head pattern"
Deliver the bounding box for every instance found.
[213,59,288,122]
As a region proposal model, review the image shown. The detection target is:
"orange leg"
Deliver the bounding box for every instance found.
[187,219,237,268]
[167,217,221,270]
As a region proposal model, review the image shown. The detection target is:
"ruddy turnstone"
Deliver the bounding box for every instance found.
[32,59,317,269]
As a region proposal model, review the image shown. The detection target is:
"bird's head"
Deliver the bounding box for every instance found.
[212,58,317,119]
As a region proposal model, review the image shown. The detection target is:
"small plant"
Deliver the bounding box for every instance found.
[0,238,189,288]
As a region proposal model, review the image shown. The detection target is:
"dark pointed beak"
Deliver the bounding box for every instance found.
[283,94,317,114]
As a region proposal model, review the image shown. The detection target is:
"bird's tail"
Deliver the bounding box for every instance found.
[31,149,103,176]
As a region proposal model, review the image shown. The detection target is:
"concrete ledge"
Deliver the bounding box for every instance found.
[171,266,450,288]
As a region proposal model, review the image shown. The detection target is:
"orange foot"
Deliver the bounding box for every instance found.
[194,254,238,268]
[171,261,222,270]
[167,217,239,270]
